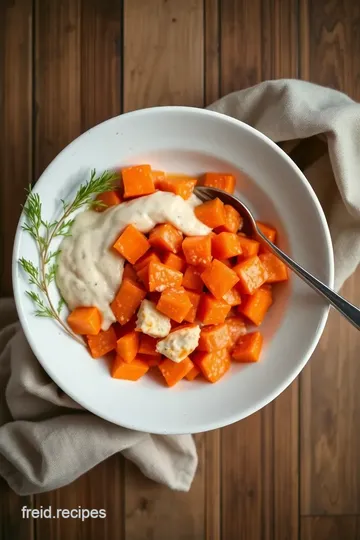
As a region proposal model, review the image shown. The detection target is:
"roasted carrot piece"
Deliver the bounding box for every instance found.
[157,176,197,200]
[87,326,117,358]
[256,221,277,243]
[111,355,149,380]
[158,357,194,387]
[94,190,122,211]
[123,263,138,282]
[232,331,263,363]
[259,253,289,283]
[141,354,161,367]
[138,334,161,357]
[201,259,239,299]
[149,223,183,253]
[182,265,204,292]
[148,260,183,292]
[185,365,201,381]
[194,198,226,228]
[192,348,231,383]
[152,170,166,187]
[226,316,247,346]
[197,294,231,325]
[184,290,201,323]
[233,256,268,295]
[237,236,260,259]
[182,236,212,267]
[136,264,150,289]
[215,205,243,233]
[211,232,243,259]
[156,287,192,323]
[239,286,273,326]
[111,278,146,325]
[67,306,102,335]
[133,250,161,272]
[222,286,242,306]
[116,330,139,363]
[122,164,155,198]
[161,252,186,273]
[200,172,236,194]
[113,224,150,264]
[198,323,230,352]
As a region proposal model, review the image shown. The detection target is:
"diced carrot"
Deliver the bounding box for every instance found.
[259,253,289,283]
[157,175,197,200]
[111,278,146,325]
[134,251,161,272]
[136,264,150,289]
[226,316,247,346]
[211,232,243,259]
[122,164,155,198]
[94,190,122,211]
[148,260,183,292]
[159,357,194,387]
[149,223,183,253]
[194,198,226,228]
[162,252,186,273]
[111,355,149,380]
[67,306,102,335]
[197,294,231,325]
[192,348,231,383]
[157,287,192,323]
[198,323,230,352]
[218,258,232,268]
[87,326,117,358]
[123,263,138,282]
[237,236,260,259]
[222,287,242,306]
[182,236,212,267]
[116,330,139,363]
[200,172,236,194]
[185,365,201,381]
[232,331,263,363]
[138,353,161,367]
[113,224,150,264]
[233,256,268,295]
[138,334,161,357]
[256,221,277,243]
[182,265,204,292]
[239,286,273,326]
[184,290,201,323]
[201,259,239,299]
[152,170,166,187]
[215,205,243,233]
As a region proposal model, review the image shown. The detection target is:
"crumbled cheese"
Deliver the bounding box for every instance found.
[136,299,171,338]
[156,325,201,363]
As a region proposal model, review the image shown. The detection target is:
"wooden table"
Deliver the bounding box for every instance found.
[1,1,360,539]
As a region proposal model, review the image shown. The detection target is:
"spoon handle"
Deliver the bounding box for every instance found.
[258,233,360,330]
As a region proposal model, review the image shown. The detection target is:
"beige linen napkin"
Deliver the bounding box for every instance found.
[1,79,359,495]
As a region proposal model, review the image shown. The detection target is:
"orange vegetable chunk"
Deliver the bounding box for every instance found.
[256,221,277,243]
[222,286,242,306]
[194,198,226,228]
[134,251,161,272]
[122,164,155,198]
[113,224,150,264]
[201,259,239,299]
[182,236,212,267]
[237,236,260,259]
[198,323,230,352]
[185,365,201,381]
[67,306,102,335]
[152,170,166,187]
[182,265,204,292]
[184,290,201,323]
[200,172,236,194]
[111,356,149,380]
[123,263,138,282]
[233,256,268,295]
[138,334,161,357]
[149,223,183,253]
[116,330,139,363]
[162,252,186,273]
[136,264,150,289]
[226,316,247,346]
[94,190,122,211]
[192,348,231,383]
[232,331,263,363]
[211,232,243,259]
[159,357,194,387]
[148,260,183,292]
[197,294,231,325]
[156,287,192,323]
[259,253,289,283]
[239,286,273,326]
[157,176,197,200]
[216,205,243,233]
[87,326,117,358]
[111,278,146,325]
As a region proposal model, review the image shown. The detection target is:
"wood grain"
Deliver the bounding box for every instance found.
[300,516,359,540]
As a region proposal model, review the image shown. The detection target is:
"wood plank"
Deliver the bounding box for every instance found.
[300,516,358,540]
[204,0,220,106]
[299,0,360,516]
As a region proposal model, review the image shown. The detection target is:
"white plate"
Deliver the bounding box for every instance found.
[13,107,334,434]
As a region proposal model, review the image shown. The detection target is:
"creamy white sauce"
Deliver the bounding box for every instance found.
[56,191,210,330]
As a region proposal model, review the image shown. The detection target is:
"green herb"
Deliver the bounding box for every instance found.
[19,169,118,342]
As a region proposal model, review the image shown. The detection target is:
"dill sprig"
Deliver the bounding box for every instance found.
[19,169,118,342]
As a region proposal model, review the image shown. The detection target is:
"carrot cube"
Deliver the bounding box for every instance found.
[148,260,183,292]
[233,256,268,295]
[94,190,122,211]
[215,205,243,233]
[149,223,183,253]
[157,176,197,200]
[256,221,277,243]
[116,330,139,363]
[133,251,161,272]
[182,236,212,267]
[122,164,155,198]
[185,365,201,381]
[111,356,149,380]
[200,172,236,194]
[141,354,161,367]
[67,306,102,335]
[113,224,150,264]
[198,323,230,352]
[152,170,166,187]
[222,286,242,306]
[138,334,161,357]
[194,198,226,228]
[136,264,150,289]
[156,287,192,323]
[123,263,138,282]
[184,290,201,323]
[182,265,204,292]
[232,331,263,363]
[211,232,243,259]
[192,348,231,383]
[259,253,289,283]
[159,357,194,387]
[87,326,117,358]
[237,237,260,259]
[161,252,186,273]
[111,278,146,325]
[239,286,273,326]
[197,294,231,325]
[201,259,239,299]
[226,316,247,346]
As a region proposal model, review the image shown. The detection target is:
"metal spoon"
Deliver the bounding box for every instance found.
[195,186,360,330]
